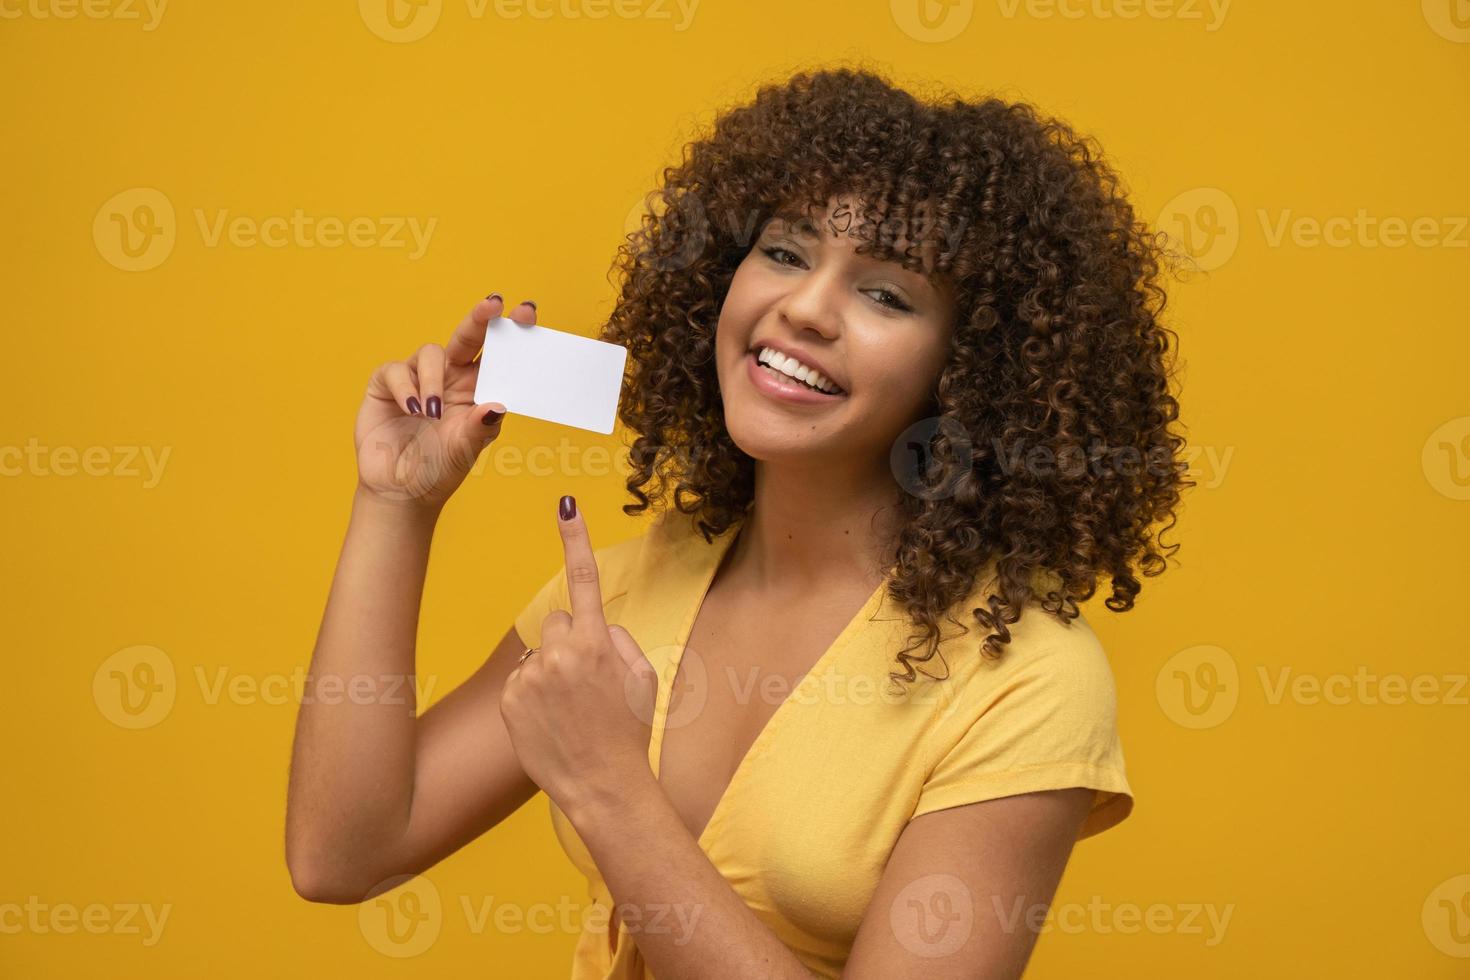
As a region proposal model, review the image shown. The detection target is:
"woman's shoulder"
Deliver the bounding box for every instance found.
[908,596,1134,840]
[924,566,1118,701]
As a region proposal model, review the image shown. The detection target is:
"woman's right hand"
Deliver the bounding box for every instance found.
[353,294,538,512]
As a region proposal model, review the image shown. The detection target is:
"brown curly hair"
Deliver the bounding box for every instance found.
[600,65,1193,688]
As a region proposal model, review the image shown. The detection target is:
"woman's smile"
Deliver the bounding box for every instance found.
[744,348,850,407]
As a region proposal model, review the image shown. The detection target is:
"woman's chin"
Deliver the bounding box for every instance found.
[725,415,843,462]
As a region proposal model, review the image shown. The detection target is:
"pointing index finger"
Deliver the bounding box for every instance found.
[556,495,607,636]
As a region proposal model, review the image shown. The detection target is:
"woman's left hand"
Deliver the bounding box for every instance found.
[499,496,661,819]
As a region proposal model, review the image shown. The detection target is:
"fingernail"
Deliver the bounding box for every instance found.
[427,395,442,420]
[558,495,577,521]
[406,396,422,416]
[486,292,502,302]
[523,300,537,312]
[482,406,505,425]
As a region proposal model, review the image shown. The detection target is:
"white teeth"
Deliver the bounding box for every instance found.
[755,347,842,394]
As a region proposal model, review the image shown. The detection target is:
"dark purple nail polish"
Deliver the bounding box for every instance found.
[482,408,504,425]
[487,292,502,302]
[406,396,422,416]
[523,299,537,311]
[427,395,442,419]
[558,495,576,521]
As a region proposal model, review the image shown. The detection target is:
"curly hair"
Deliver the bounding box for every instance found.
[600,65,1193,688]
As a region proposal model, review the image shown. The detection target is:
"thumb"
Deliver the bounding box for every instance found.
[451,401,507,463]
[607,624,655,679]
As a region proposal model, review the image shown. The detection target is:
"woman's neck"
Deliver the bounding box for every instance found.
[726,458,902,595]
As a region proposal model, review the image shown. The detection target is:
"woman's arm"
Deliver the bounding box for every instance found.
[284,490,541,903]
[841,788,1093,979]
[284,488,433,900]
[285,293,542,904]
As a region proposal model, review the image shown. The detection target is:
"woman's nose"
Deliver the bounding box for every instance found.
[776,267,844,339]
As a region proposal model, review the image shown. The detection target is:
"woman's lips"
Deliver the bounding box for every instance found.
[745,351,848,406]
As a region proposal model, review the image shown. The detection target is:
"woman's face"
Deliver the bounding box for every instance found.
[715,195,958,472]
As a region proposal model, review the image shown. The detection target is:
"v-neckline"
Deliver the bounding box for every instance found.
[648,517,894,850]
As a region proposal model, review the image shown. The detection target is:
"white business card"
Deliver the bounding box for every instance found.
[473,317,629,435]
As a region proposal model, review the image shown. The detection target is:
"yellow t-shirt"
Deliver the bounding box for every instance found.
[513,511,1134,979]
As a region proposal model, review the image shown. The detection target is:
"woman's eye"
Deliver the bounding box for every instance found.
[760,245,803,267]
[869,289,913,313]
[760,246,913,313]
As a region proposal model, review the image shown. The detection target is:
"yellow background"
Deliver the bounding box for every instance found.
[3,0,1467,976]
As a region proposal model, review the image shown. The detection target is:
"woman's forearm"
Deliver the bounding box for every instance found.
[567,774,816,979]
[285,486,441,898]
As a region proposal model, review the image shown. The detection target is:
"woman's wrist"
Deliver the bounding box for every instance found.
[561,762,661,833]
[351,484,443,533]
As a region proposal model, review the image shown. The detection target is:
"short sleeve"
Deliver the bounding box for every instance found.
[512,566,568,650]
[910,627,1134,841]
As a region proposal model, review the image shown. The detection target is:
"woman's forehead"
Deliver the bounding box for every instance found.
[764,195,955,283]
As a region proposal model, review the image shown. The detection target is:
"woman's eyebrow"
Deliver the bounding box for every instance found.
[853,249,945,287]
[764,215,816,238]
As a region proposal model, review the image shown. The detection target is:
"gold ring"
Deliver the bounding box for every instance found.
[518,646,537,665]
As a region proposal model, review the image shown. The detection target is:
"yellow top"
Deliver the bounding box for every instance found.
[513,511,1134,979]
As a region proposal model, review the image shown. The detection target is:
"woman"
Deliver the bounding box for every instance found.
[286,66,1189,979]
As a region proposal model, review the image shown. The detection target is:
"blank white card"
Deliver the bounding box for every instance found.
[473,317,629,435]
